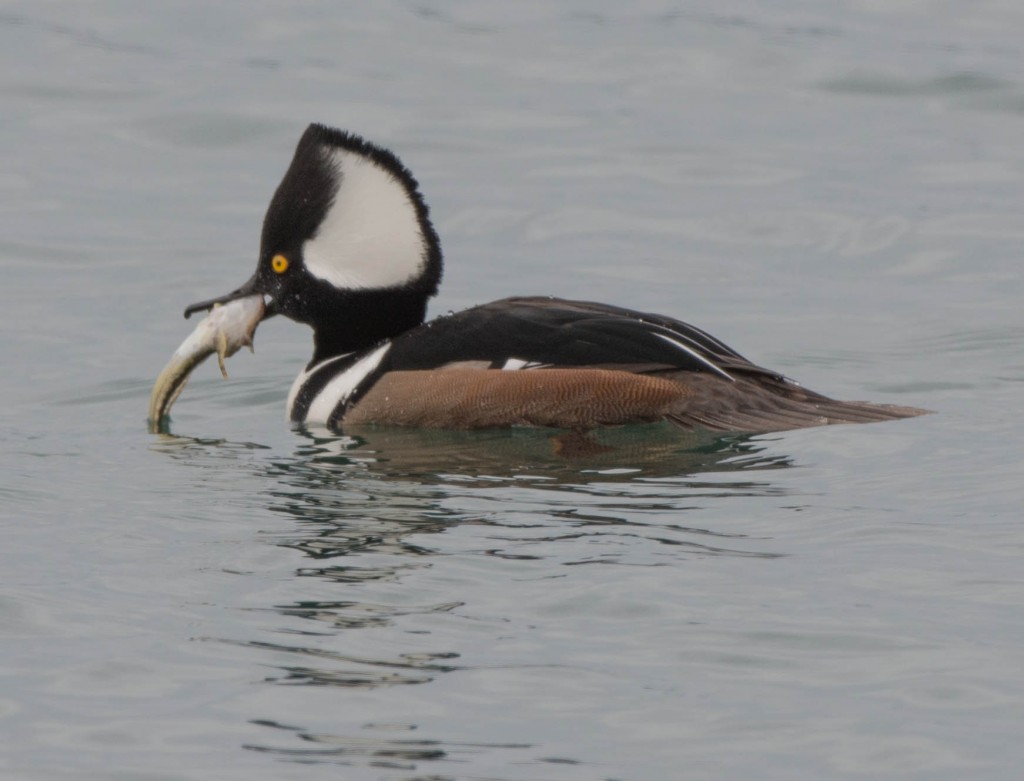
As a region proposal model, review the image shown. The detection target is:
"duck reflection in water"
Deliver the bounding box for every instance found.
[150,423,793,766]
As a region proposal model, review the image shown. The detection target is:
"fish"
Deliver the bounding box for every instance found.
[148,294,265,426]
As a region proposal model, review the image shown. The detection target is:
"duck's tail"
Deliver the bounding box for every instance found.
[662,371,931,433]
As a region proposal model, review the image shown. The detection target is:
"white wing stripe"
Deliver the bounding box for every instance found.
[653,333,734,381]
[501,358,547,370]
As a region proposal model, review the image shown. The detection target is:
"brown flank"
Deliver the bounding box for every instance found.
[342,367,929,431]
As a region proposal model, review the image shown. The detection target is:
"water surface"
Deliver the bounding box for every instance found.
[3,2,1024,780]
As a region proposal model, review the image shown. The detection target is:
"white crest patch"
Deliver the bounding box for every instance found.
[303,148,426,290]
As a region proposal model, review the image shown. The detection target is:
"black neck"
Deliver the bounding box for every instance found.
[308,288,430,366]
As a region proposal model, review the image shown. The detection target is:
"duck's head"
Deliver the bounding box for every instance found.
[185,124,442,362]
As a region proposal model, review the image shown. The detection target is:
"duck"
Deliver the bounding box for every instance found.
[174,123,928,432]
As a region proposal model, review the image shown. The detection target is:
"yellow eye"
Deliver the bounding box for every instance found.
[271,254,289,274]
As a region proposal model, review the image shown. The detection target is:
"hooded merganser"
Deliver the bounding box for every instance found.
[175,123,928,432]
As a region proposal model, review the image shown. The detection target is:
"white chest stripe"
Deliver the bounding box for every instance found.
[654,333,734,381]
[285,353,351,419]
[309,343,390,423]
[290,344,391,424]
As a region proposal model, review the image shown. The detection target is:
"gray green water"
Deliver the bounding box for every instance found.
[3,3,1024,780]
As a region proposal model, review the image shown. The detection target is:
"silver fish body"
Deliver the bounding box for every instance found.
[148,295,265,426]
